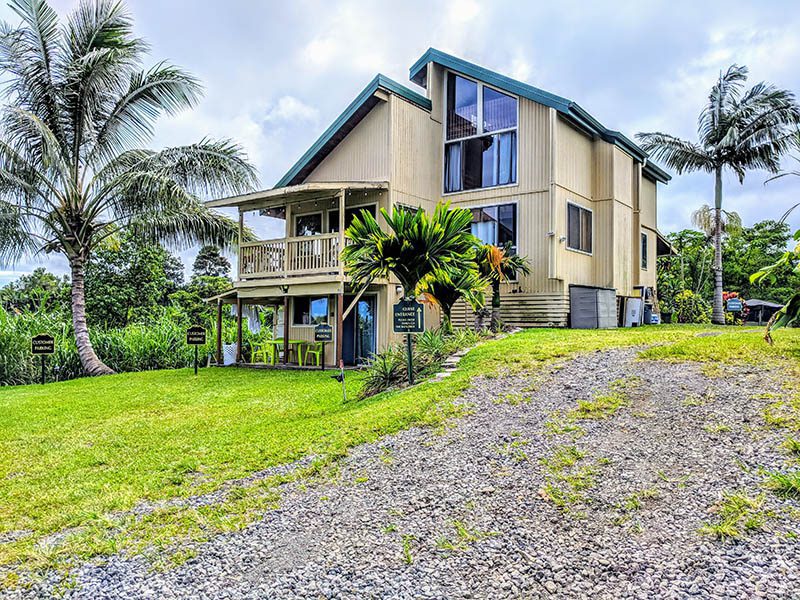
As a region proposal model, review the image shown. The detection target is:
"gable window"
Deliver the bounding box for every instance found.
[444,72,517,193]
[470,204,517,251]
[567,203,592,254]
[641,232,648,269]
[293,296,328,325]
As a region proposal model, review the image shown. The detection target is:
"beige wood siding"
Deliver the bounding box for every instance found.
[556,119,594,200]
[304,99,390,183]
[640,177,657,231]
[451,292,569,328]
[389,94,441,211]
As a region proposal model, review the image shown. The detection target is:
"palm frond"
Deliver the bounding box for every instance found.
[635,132,714,174]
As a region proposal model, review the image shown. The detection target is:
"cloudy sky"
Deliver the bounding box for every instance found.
[2,0,800,284]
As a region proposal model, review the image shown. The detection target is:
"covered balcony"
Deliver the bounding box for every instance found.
[207,181,388,282]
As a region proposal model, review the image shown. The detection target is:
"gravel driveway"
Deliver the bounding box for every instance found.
[18,346,800,599]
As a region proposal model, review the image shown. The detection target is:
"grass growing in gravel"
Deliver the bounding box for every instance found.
[764,471,800,498]
[700,492,770,540]
[2,325,799,580]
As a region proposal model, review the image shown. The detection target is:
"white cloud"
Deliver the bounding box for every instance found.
[264,96,319,123]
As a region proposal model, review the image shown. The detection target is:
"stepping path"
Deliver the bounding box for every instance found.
[22,346,800,599]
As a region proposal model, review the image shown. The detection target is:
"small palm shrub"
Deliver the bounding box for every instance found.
[358,327,485,399]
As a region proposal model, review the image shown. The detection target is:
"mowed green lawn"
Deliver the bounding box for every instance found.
[1,325,798,572]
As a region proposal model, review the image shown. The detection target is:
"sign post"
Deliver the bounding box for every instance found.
[314,323,333,370]
[186,326,207,375]
[392,298,424,385]
[31,334,55,385]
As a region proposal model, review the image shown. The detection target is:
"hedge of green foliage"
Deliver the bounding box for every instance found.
[0,308,257,386]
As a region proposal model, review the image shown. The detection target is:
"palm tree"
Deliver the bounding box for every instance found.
[417,267,487,333]
[0,0,257,376]
[341,202,476,298]
[637,65,800,324]
[475,243,531,331]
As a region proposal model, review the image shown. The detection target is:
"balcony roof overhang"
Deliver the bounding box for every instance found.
[206,181,389,211]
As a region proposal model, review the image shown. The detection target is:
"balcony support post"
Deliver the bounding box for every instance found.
[336,292,344,367]
[338,189,345,276]
[283,295,290,365]
[235,296,243,363]
[216,298,223,365]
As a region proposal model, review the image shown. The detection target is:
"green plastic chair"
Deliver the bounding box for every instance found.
[300,342,323,367]
[251,341,276,365]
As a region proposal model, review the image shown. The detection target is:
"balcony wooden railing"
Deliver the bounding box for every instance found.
[239,233,343,279]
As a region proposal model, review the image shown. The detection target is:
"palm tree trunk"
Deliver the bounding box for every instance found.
[70,258,114,376]
[711,167,725,325]
[490,280,501,331]
[441,305,453,334]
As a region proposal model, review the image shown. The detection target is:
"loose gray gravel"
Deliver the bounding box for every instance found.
[11,346,800,599]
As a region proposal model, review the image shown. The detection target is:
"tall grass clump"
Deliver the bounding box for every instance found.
[0,307,244,386]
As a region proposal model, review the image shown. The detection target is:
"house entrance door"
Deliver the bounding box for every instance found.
[342,295,376,365]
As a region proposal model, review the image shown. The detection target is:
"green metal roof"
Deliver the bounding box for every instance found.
[410,48,671,183]
[274,74,431,188]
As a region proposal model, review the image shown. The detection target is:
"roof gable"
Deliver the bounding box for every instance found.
[410,48,670,183]
[274,74,431,188]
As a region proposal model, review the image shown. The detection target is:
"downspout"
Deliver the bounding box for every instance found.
[547,108,558,280]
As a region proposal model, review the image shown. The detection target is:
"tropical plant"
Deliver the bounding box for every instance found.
[417,267,487,333]
[192,245,231,278]
[637,64,800,324]
[342,202,477,298]
[0,0,257,375]
[751,227,800,342]
[673,289,712,324]
[0,266,69,313]
[475,242,531,331]
[691,205,742,239]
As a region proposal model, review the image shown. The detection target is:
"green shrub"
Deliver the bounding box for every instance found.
[673,290,712,324]
[0,307,258,386]
[358,327,484,399]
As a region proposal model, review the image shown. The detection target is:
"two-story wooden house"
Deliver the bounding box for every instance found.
[207,48,672,366]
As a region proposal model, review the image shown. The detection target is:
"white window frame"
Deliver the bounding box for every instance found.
[441,70,520,196]
[641,231,649,270]
[566,201,593,256]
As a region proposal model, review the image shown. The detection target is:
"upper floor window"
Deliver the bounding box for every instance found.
[567,203,592,254]
[444,72,517,193]
[641,232,648,269]
[471,204,517,251]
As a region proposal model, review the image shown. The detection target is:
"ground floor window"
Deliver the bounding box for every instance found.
[293,296,328,325]
[567,202,592,254]
[470,203,516,251]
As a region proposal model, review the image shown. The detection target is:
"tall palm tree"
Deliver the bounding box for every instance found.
[475,243,530,331]
[417,267,487,333]
[637,65,800,324]
[0,0,257,375]
[341,203,477,298]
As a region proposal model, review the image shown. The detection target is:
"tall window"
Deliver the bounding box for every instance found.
[641,232,648,269]
[567,203,592,254]
[293,296,328,325]
[470,204,516,251]
[444,73,517,193]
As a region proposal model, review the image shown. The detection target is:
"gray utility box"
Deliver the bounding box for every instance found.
[569,285,618,329]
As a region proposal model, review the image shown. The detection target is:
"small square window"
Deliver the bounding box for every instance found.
[567,203,592,254]
[293,296,328,325]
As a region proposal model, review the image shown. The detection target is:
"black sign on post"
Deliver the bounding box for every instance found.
[186,326,206,375]
[393,299,424,385]
[31,334,54,385]
[314,323,333,341]
[314,323,332,371]
[392,299,424,334]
